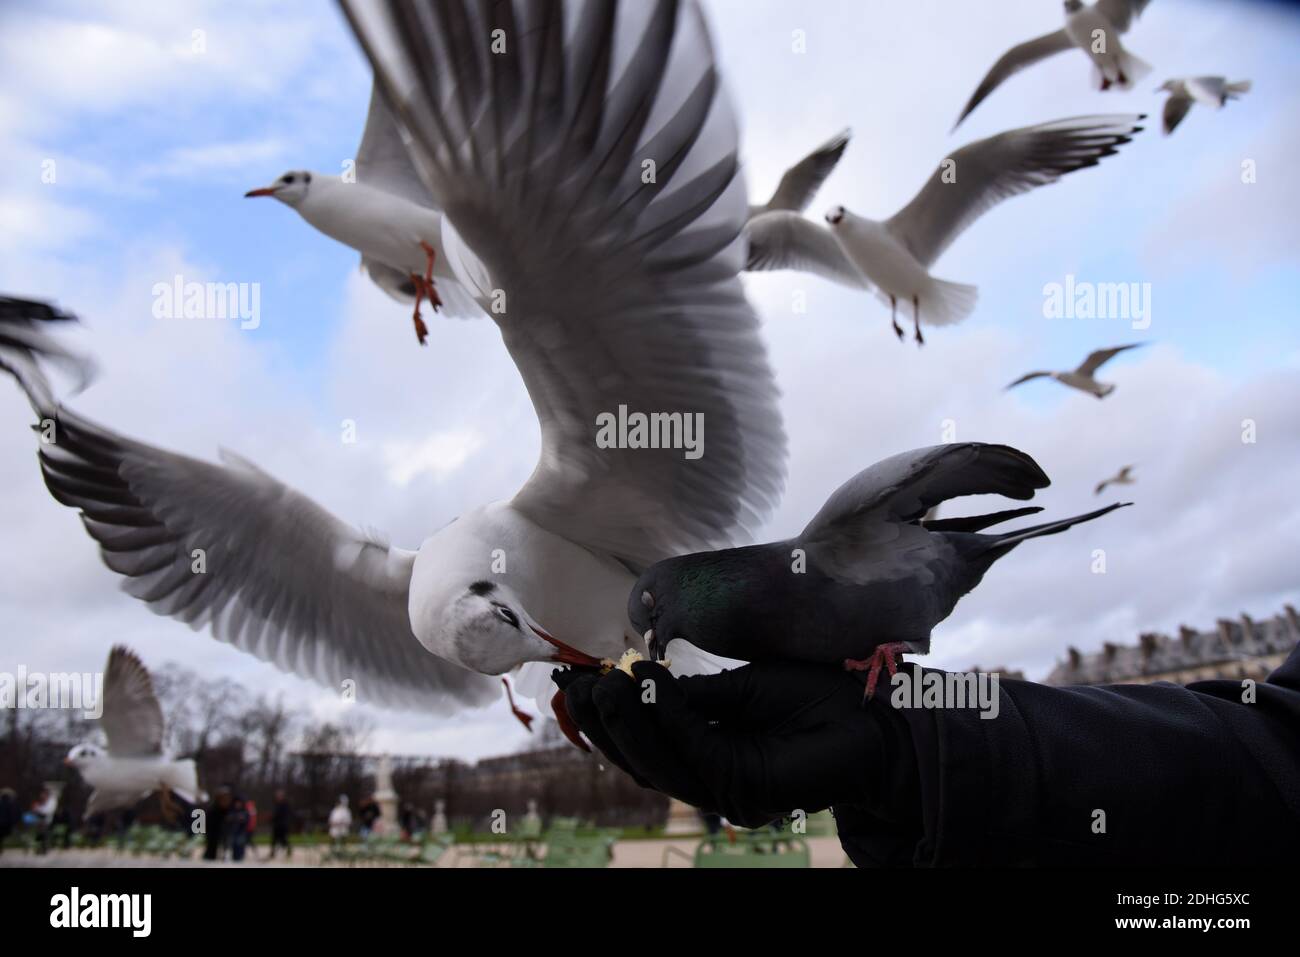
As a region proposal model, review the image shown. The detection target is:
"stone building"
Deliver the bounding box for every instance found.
[1045,605,1299,686]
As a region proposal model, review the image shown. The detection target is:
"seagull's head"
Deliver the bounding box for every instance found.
[824,205,847,227]
[64,743,105,770]
[420,579,604,676]
[244,170,314,208]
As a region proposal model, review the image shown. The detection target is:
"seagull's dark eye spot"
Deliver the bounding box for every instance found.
[303,172,311,184]
[468,580,496,596]
[283,174,295,184]
[493,605,520,629]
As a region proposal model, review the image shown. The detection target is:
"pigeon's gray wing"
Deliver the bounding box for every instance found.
[354,83,435,207]
[1094,0,1151,34]
[744,211,871,289]
[759,129,851,213]
[887,115,1144,267]
[798,444,1049,580]
[344,0,786,570]
[952,30,1073,129]
[101,646,164,757]
[1161,92,1193,135]
[0,300,497,715]
[1005,370,1052,390]
[1075,342,1143,376]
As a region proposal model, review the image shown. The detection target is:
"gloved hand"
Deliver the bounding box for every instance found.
[552,660,920,831]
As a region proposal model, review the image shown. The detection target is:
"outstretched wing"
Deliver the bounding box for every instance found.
[1,299,497,715]
[101,646,164,757]
[344,0,787,569]
[354,83,436,208]
[952,30,1073,129]
[1005,370,1051,390]
[1095,0,1151,34]
[886,115,1144,267]
[744,211,871,289]
[759,128,851,214]
[1076,342,1144,376]
[1161,92,1193,135]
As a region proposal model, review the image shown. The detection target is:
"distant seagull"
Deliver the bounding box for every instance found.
[630,443,1130,696]
[1006,343,1146,398]
[747,129,851,219]
[63,647,200,820]
[1158,77,1251,135]
[954,0,1153,129]
[745,115,1144,343]
[1095,464,1136,495]
[245,84,487,346]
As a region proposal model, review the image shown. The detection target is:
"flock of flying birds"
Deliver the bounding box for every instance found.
[0,0,1253,810]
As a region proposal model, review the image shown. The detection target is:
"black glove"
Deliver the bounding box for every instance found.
[553,660,920,831]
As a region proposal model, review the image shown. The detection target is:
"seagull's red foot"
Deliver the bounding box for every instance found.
[503,677,534,732]
[412,309,429,346]
[419,241,443,313]
[551,688,590,752]
[844,642,910,699]
[1100,76,1113,91]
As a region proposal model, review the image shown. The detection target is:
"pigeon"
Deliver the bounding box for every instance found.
[630,443,1130,696]
[747,129,851,220]
[2,0,785,748]
[954,0,1154,129]
[245,84,489,345]
[63,646,200,820]
[1095,464,1136,495]
[1158,77,1251,135]
[1006,343,1145,398]
[745,115,1144,343]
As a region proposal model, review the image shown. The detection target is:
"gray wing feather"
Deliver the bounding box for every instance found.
[354,83,436,208]
[761,129,851,213]
[1094,0,1151,34]
[1162,93,1192,135]
[1076,342,1143,376]
[953,30,1073,129]
[344,0,787,569]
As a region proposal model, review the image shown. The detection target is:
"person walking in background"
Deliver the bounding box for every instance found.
[244,798,258,856]
[29,787,56,855]
[356,794,379,838]
[0,788,16,855]
[328,795,352,852]
[228,796,249,862]
[269,789,292,860]
[203,787,232,861]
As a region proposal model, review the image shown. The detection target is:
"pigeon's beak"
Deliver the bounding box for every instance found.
[531,624,603,668]
[243,186,278,198]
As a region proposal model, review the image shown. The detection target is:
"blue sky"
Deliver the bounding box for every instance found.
[1,0,1298,759]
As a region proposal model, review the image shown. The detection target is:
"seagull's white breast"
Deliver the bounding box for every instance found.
[837,215,933,298]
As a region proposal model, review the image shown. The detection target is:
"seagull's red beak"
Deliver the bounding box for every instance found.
[531,624,603,668]
[243,187,278,198]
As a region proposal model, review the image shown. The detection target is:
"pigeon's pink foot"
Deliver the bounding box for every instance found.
[844,642,910,699]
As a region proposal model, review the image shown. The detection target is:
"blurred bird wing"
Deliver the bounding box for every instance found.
[101,646,164,757]
[1162,92,1194,134]
[344,0,786,569]
[1075,342,1143,376]
[744,211,872,288]
[952,30,1073,129]
[1185,76,1228,107]
[762,128,852,213]
[887,116,1143,267]
[1006,370,1051,389]
[1094,0,1151,34]
[354,82,437,208]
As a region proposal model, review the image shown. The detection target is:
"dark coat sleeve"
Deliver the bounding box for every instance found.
[836,643,1300,867]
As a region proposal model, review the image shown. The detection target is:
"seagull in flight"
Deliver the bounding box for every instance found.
[1006,343,1146,398]
[63,646,200,820]
[954,0,1154,129]
[1,0,784,749]
[245,84,489,345]
[1158,77,1251,135]
[744,115,1144,343]
[1095,464,1136,496]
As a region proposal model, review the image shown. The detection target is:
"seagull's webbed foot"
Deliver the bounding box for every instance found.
[844,642,910,699]
[912,294,924,346]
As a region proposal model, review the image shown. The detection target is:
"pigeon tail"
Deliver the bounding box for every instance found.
[985,502,1131,554]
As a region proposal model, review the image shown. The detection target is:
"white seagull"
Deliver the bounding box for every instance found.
[64,646,200,820]
[747,129,851,220]
[1157,77,1252,135]
[2,0,784,748]
[1095,464,1136,496]
[244,84,489,346]
[744,115,1144,343]
[1006,343,1146,398]
[954,0,1153,129]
